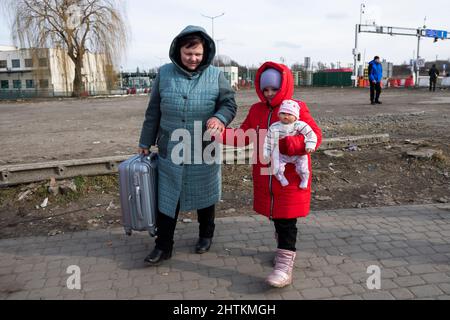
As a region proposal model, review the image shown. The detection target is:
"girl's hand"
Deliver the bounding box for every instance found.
[306,148,315,154]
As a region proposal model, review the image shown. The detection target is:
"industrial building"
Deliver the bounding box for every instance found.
[0,46,111,98]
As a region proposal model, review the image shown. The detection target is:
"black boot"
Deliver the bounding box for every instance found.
[195,238,212,254]
[144,247,172,265]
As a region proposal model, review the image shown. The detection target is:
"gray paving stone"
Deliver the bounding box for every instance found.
[409,285,444,298]
[329,286,352,296]
[407,264,438,275]
[390,288,415,300]
[301,288,333,299]
[0,204,449,300]
[363,291,395,300]
[394,276,426,287]
[85,289,117,300]
[280,291,303,300]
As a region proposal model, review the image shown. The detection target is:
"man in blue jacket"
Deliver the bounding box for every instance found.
[368,56,383,105]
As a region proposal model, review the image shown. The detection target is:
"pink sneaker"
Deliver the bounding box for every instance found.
[266,249,296,288]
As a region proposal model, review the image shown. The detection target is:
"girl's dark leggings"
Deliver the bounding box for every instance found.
[273,218,298,252]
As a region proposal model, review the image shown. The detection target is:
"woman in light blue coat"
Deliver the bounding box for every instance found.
[138,25,237,265]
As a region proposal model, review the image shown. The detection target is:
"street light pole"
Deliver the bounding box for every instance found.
[119,66,123,92]
[353,24,359,87]
[201,12,224,41]
[416,33,421,86]
[216,38,225,67]
[353,4,365,87]
[360,3,365,25]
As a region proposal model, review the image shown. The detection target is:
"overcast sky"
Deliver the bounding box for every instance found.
[1,0,450,71]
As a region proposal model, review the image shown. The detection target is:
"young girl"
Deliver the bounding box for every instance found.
[221,62,322,288]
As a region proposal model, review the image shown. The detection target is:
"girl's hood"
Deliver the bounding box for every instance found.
[255,61,294,107]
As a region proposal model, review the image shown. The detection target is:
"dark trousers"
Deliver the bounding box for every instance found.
[429,79,437,92]
[370,81,382,102]
[155,203,216,252]
[273,218,298,252]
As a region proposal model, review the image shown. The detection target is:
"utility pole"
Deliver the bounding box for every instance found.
[215,38,225,67]
[201,12,225,43]
[119,66,123,90]
[416,17,427,86]
[360,3,366,25]
[416,34,421,86]
[353,24,360,87]
[201,13,225,67]
[353,4,365,87]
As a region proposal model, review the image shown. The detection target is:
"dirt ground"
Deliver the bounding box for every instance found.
[0,87,449,239]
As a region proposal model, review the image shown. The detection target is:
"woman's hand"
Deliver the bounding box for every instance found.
[138,147,150,156]
[206,117,225,137]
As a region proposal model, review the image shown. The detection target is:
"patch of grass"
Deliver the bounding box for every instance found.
[432,152,450,168]
[0,188,16,206]
[0,174,120,209]
[88,175,119,191]
[74,176,87,191]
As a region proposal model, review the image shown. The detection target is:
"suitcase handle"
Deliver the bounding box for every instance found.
[135,186,145,221]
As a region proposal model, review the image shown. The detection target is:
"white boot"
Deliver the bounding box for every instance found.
[266,249,296,288]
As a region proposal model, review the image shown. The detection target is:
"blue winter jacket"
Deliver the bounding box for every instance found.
[368,60,383,83]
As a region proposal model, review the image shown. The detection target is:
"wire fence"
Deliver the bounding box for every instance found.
[0,88,139,100]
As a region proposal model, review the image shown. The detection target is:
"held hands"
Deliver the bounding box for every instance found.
[206,117,225,138]
[137,117,225,155]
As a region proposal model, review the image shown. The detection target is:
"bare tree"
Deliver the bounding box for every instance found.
[2,0,128,96]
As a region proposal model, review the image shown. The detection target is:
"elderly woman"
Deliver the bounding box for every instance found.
[138,25,237,265]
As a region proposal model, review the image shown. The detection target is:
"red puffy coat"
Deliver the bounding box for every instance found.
[222,62,322,219]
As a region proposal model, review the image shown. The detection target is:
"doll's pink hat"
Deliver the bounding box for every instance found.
[279,100,300,120]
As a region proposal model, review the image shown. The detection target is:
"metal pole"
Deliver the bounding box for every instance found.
[216,39,224,67]
[416,33,421,86]
[202,13,225,67]
[119,66,123,92]
[354,24,359,87]
[360,3,365,26]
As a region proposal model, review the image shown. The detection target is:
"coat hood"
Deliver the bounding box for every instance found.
[169,25,216,76]
[255,62,294,107]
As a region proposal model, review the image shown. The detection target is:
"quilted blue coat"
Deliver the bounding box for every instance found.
[139,25,237,217]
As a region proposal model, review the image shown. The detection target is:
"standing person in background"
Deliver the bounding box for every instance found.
[368,56,383,105]
[429,64,440,92]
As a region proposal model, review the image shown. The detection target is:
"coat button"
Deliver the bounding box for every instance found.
[183,95,188,100]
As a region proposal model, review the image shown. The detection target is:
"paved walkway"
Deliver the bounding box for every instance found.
[1,204,449,300]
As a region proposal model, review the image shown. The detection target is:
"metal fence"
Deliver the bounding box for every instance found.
[0,88,135,100]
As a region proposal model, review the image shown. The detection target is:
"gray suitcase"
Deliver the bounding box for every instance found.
[118,153,158,237]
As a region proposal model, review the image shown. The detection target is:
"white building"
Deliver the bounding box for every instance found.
[0,46,111,97]
[219,66,239,89]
